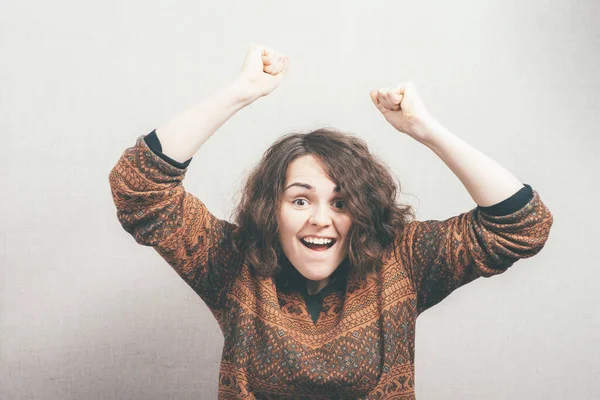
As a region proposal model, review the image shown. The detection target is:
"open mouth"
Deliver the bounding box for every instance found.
[299,238,337,252]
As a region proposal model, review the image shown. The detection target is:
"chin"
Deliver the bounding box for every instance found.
[297,268,334,282]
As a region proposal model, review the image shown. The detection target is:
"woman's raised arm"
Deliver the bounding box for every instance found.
[372,81,553,314]
[108,44,289,328]
[370,81,524,205]
[156,43,290,163]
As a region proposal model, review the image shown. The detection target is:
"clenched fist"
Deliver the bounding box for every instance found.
[370,81,434,143]
[237,43,289,100]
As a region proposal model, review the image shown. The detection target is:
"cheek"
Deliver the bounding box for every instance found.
[340,217,352,235]
[280,207,303,226]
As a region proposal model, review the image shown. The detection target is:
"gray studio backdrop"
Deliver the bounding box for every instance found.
[2,0,599,399]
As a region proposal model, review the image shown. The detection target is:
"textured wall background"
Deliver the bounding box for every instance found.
[1,0,598,398]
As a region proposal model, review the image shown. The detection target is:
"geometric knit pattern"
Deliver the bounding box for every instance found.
[109,135,554,399]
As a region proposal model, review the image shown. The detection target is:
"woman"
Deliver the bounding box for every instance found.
[109,44,553,399]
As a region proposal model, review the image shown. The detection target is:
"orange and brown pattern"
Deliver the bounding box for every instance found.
[109,135,553,399]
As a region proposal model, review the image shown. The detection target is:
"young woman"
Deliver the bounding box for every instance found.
[109,43,553,399]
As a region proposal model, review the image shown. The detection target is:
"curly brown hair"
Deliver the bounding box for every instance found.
[229,127,415,290]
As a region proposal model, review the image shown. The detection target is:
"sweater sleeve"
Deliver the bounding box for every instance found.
[399,184,554,315]
[108,133,244,326]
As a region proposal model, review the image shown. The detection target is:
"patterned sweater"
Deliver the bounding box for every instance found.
[109,132,554,399]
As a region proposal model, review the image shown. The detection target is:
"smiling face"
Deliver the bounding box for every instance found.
[277,155,352,289]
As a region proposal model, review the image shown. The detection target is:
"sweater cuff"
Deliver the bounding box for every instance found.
[143,129,193,169]
[477,184,534,216]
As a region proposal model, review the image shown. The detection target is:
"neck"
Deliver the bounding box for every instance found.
[306,277,329,295]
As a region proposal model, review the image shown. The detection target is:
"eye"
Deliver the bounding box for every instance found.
[292,199,307,206]
[333,200,346,209]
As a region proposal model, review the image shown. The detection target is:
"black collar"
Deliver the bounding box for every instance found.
[275,257,350,296]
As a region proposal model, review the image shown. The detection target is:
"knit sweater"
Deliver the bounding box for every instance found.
[109,132,554,399]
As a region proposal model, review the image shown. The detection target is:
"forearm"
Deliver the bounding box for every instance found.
[155,79,257,163]
[417,118,524,207]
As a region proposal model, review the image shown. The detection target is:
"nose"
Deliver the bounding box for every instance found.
[309,204,333,227]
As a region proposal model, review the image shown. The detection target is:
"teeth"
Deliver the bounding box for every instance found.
[302,237,333,245]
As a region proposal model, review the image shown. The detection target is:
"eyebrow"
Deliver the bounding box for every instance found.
[285,182,340,193]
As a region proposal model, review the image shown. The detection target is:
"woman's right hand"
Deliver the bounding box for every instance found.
[236,43,289,100]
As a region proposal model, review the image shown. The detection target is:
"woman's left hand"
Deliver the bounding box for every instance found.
[370,81,435,143]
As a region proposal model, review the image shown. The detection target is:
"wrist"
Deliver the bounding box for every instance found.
[230,78,261,105]
[421,121,461,159]
[411,117,448,147]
